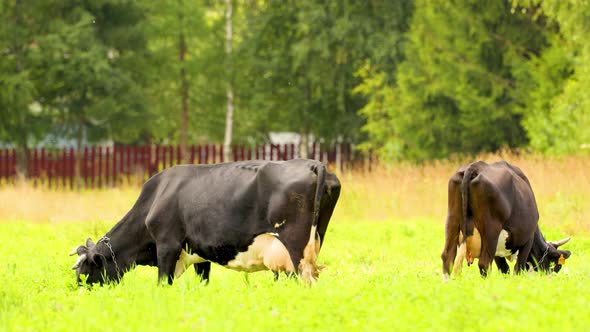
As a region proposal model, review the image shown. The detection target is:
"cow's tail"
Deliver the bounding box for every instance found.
[299,161,327,285]
[460,162,479,245]
[312,162,327,227]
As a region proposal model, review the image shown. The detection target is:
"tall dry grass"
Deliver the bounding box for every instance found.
[335,152,590,234]
[1,153,589,234]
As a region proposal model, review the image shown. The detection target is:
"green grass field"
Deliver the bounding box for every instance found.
[1,219,588,331]
[1,155,589,331]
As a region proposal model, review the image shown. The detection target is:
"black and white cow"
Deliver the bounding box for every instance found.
[70,159,341,285]
[441,160,571,280]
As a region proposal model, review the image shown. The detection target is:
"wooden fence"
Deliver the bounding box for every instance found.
[0,143,361,189]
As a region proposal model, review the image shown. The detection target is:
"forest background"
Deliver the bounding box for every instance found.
[2,0,589,173]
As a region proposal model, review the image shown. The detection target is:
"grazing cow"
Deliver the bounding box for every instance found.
[70,159,341,286]
[441,161,571,280]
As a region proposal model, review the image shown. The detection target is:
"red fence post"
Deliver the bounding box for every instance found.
[232,145,238,162]
[113,146,119,187]
[170,145,174,166]
[45,150,52,190]
[162,145,167,170]
[105,147,111,188]
[68,148,74,190]
[89,146,95,189]
[62,148,68,189]
[32,149,38,188]
[10,149,16,184]
[0,149,4,184]
[47,150,52,190]
[145,145,152,178]
[82,147,88,188]
[40,148,47,187]
[98,146,103,189]
[55,148,61,190]
[134,145,140,178]
[154,145,160,173]
[125,146,130,185]
[120,146,125,186]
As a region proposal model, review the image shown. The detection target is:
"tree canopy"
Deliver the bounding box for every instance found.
[1,0,589,163]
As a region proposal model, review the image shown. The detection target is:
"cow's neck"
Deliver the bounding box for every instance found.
[102,212,153,274]
[529,226,549,265]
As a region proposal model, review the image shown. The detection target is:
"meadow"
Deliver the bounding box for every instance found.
[1,153,589,331]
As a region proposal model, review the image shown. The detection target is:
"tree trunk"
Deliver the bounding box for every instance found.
[223,0,234,163]
[300,131,309,159]
[179,5,189,163]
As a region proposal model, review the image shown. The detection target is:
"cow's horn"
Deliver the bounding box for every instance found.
[71,254,87,270]
[69,247,79,256]
[550,237,571,248]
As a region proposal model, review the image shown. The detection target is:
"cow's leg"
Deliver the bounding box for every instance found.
[441,216,460,281]
[194,262,210,284]
[514,238,534,274]
[156,245,182,285]
[494,257,510,274]
[441,173,462,281]
[452,241,467,277]
[145,200,185,285]
[478,223,502,278]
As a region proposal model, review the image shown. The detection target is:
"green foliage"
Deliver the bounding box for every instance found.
[37,1,150,145]
[2,0,590,161]
[360,0,549,161]
[0,220,588,331]
[140,0,226,144]
[236,0,399,143]
[0,1,51,148]
[516,0,590,154]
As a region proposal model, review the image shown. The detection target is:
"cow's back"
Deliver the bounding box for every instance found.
[473,162,539,227]
[155,160,322,265]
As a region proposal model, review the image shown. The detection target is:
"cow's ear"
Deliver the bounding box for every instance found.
[548,247,571,262]
[86,238,95,248]
[558,250,571,260]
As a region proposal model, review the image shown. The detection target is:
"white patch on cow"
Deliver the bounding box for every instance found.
[274,219,286,228]
[452,229,518,277]
[225,233,294,273]
[495,230,518,259]
[174,248,207,278]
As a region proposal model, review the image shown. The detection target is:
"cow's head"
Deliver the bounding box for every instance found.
[70,237,120,285]
[530,237,571,273]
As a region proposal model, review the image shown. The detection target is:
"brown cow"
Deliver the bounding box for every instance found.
[441,161,571,280]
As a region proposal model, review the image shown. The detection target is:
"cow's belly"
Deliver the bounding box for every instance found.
[224,233,295,273]
[174,248,208,278]
[465,229,517,259]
